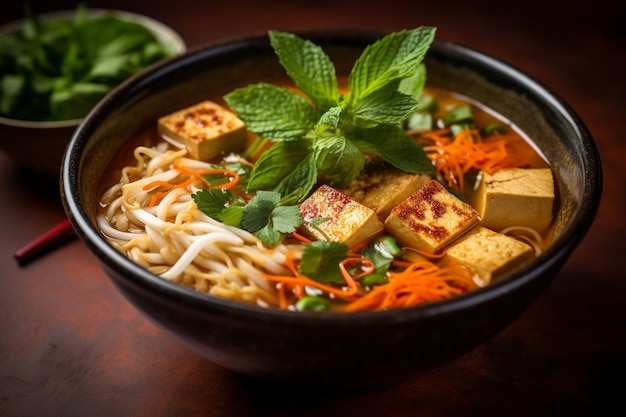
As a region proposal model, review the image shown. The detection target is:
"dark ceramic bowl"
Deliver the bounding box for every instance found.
[60,28,602,389]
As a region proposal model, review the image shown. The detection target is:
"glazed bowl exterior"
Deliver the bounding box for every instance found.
[61,29,601,389]
[0,9,186,178]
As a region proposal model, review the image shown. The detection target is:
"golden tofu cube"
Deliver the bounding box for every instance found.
[384,180,479,253]
[158,100,248,160]
[444,226,534,285]
[299,184,384,248]
[473,168,554,232]
[337,159,431,221]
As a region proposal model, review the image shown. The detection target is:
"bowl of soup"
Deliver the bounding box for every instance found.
[60,28,601,389]
[0,6,185,178]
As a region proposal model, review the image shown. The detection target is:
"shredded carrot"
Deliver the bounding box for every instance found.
[261,251,375,307]
[142,166,240,207]
[341,261,477,312]
[421,128,520,192]
[290,231,313,244]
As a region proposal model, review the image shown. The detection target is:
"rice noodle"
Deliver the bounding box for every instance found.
[98,144,287,307]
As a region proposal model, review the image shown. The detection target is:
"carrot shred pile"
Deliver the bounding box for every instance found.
[421,128,520,191]
[142,166,240,207]
[341,261,477,312]
[262,249,477,312]
[262,251,375,310]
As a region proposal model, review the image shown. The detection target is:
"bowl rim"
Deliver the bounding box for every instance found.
[61,28,603,324]
[0,8,186,128]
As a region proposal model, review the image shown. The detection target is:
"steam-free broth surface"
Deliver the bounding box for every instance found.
[96,81,556,312]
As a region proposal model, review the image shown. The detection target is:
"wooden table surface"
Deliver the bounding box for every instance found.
[1,1,623,416]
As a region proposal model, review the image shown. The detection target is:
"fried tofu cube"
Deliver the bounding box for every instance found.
[337,159,431,221]
[384,180,479,253]
[158,100,247,160]
[473,167,554,232]
[299,184,384,248]
[444,226,534,285]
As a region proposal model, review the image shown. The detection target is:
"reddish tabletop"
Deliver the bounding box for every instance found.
[1,1,624,416]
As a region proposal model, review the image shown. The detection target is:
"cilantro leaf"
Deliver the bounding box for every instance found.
[255,224,284,246]
[240,191,304,245]
[271,205,304,233]
[269,30,340,110]
[192,188,245,225]
[219,205,244,226]
[241,190,280,232]
[299,241,349,285]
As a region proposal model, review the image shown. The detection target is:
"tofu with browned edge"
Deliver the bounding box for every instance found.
[473,167,554,232]
[299,184,384,248]
[384,180,479,253]
[158,100,248,160]
[337,159,431,221]
[444,225,534,285]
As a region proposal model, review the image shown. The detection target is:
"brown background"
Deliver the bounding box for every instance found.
[1,1,624,416]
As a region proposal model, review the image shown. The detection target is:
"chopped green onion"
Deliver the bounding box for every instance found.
[296,296,331,312]
[373,236,403,258]
[415,94,436,112]
[481,123,507,136]
[441,105,473,126]
[406,111,432,131]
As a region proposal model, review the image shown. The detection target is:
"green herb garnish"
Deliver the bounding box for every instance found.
[193,189,304,246]
[299,241,349,285]
[360,236,403,286]
[0,4,175,121]
[224,28,437,202]
[192,188,245,226]
[241,191,304,246]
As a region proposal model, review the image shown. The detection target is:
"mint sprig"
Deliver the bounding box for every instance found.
[224,27,436,201]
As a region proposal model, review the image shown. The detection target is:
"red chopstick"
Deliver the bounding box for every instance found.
[14,219,77,266]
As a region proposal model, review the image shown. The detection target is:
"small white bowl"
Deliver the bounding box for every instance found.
[0,9,186,178]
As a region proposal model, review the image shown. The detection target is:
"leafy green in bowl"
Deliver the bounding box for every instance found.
[0,6,185,122]
[0,6,185,178]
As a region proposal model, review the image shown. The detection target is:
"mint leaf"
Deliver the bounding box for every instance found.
[246,140,311,192]
[315,106,342,134]
[398,62,427,100]
[224,83,316,140]
[274,154,318,204]
[352,83,419,126]
[226,28,437,199]
[269,30,339,110]
[347,27,436,106]
[299,241,349,285]
[355,124,434,175]
[312,131,365,186]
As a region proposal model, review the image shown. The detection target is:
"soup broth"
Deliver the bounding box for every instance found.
[97,82,556,312]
